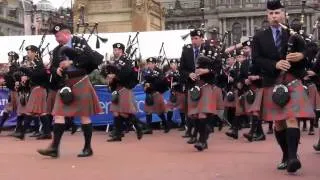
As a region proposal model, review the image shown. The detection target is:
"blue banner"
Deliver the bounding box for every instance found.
[0,85,182,127]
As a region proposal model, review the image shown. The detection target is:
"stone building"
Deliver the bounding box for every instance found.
[73,0,165,33]
[159,0,320,45]
[0,0,24,36]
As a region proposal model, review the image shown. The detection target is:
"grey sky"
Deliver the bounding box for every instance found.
[32,0,73,9]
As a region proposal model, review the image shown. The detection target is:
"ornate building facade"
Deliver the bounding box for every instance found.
[73,0,165,33]
[0,0,24,36]
[159,0,320,45]
[22,0,72,35]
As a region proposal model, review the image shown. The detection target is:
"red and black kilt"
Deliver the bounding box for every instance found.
[214,87,224,110]
[4,91,18,112]
[110,87,137,114]
[144,92,167,114]
[17,93,27,116]
[188,84,218,116]
[46,89,57,114]
[52,76,103,117]
[261,80,314,121]
[235,91,246,116]
[25,86,47,114]
[166,91,187,112]
[307,83,320,111]
[246,88,263,116]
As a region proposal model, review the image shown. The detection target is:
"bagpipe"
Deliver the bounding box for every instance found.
[271,22,305,107]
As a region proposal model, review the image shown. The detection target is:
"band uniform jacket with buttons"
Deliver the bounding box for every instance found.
[252,27,306,87]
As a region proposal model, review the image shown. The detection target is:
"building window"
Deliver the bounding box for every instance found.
[232,22,242,43]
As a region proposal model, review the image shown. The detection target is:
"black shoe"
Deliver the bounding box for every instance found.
[136,129,143,140]
[243,132,253,142]
[187,137,197,144]
[182,132,191,138]
[313,143,320,151]
[37,147,59,158]
[77,148,93,157]
[253,134,266,141]
[107,136,121,142]
[194,142,207,151]
[287,159,301,173]
[13,132,25,140]
[225,131,238,139]
[178,126,186,131]
[164,128,170,133]
[308,130,315,135]
[267,129,273,134]
[36,134,52,140]
[71,125,78,135]
[142,129,153,135]
[277,161,288,170]
[29,132,41,137]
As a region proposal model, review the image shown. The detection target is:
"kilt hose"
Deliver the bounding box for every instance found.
[307,83,320,111]
[52,75,102,117]
[166,91,187,113]
[144,92,167,114]
[261,80,314,121]
[46,90,57,114]
[110,87,137,114]
[25,86,47,114]
[187,84,219,116]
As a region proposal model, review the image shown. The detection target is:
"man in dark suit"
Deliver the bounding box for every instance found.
[252,0,314,173]
[179,29,205,142]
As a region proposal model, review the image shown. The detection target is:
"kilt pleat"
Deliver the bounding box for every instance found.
[246,88,263,115]
[214,87,225,110]
[17,93,27,115]
[110,88,137,114]
[307,84,320,111]
[5,91,18,112]
[25,86,47,114]
[261,80,315,121]
[166,91,187,112]
[188,84,217,116]
[144,92,167,114]
[52,76,103,117]
[46,90,57,114]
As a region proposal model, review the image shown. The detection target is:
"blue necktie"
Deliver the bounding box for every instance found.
[275,29,281,53]
[194,48,199,59]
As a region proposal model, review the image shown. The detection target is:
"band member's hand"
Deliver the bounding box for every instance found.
[276,60,291,71]
[249,75,260,81]
[195,68,209,76]
[307,70,316,76]
[21,76,28,84]
[303,75,310,80]
[236,82,243,89]
[286,52,304,62]
[59,60,73,69]
[56,67,63,77]
[106,74,115,84]
[245,79,251,85]
[228,76,234,82]
[189,73,197,81]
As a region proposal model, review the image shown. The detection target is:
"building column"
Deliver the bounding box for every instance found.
[246,17,249,36]
[250,17,254,36]
[219,18,223,35]
[307,14,311,34]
